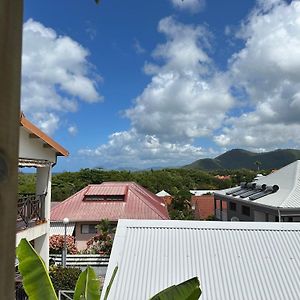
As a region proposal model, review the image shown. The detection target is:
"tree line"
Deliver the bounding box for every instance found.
[19,167,257,202]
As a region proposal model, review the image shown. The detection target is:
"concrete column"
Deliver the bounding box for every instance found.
[35,233,49,269]
[0,1,23,299]
[35,166,52,269]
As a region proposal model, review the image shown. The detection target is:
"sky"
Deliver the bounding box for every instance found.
[22,0,300,171]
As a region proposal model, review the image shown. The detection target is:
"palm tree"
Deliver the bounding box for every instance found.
[255,160,262,172]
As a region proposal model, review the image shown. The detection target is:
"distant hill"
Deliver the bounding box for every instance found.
[183,149,300,171]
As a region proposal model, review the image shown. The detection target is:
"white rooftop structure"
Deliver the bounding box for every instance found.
[156,190,171,197]
[190,190,216,196]
[216,160,300,208]
[102,219,300,300]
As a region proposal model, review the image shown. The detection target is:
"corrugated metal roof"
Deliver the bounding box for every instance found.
[50,222,75,236]
[156,190,171,197]
[190,190,216,196]
[85,184,127,196]
[102,220,300,300]
[216,160,300,208]
[51,182,169,222]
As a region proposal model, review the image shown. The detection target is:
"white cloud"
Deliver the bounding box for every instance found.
[68,125,78,136]
[126,17,234,143]
[169,0,205,13]
[79,16,234,168]
[216,0,300,150]
[79,129,210,169]
[21,19,102,134]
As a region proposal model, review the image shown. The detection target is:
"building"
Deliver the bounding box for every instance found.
[214,160,300,222]
[102,219,300,300]
[17,113,68,268]
[190,190,218,220]
[156,190,173,205]
[51,182,169,250]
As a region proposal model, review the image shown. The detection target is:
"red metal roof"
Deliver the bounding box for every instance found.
[51,182,169,221]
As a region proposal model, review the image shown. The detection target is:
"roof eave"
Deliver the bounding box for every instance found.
[20,112,69,157]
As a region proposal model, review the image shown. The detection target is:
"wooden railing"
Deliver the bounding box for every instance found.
[17,193,46,229]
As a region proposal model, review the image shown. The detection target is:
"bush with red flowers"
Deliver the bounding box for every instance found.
[49,235,78,254]
[84,232,113,255]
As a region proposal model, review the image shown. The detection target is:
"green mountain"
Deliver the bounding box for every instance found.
[183,149,300,171]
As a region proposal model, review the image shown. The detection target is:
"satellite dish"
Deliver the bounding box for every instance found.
[231,216,239,222]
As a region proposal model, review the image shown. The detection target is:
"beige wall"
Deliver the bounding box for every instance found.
[75,222,98,251]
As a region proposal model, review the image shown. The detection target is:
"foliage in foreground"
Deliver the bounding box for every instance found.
[17,238,202,299]
[49,266,81,294]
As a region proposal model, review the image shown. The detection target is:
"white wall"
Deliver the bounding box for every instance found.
[19,127,56,162]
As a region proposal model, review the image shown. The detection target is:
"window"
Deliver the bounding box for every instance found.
[84,195,125,201]
[242,205,250,216]
[81,224,97,234]
[229,202,236,211]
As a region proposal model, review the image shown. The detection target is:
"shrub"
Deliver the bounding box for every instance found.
[49,235,78,254]
[49,265,81,294]
[84,233,113,255]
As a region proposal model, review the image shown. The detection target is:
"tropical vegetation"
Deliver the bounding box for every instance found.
[16,238,201,299]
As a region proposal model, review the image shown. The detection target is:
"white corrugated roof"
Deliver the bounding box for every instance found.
[102,219,300,300]
[156,190,171,197]
[190,190,216,196]
[50,222,75,236]
[216,160,300,208]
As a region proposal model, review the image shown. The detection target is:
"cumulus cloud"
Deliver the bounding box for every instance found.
[79,16,233,168]
[79,129,210,169]
[21,19,102,134]
[169,0,205,13]
[126,16,234,143]
[216,0,300,149]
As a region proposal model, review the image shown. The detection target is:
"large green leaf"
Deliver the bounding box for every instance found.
[149,277,201,300]
[103,266,118,300]
[16,238,58,300]
[74,266,101,300]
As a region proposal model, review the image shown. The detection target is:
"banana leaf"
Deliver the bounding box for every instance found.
[16,238,58,300]
[73,266,101,300]
[149,277,201,300]
[103,266,118,300]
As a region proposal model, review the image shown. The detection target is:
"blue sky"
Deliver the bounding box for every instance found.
[22,0,300,171]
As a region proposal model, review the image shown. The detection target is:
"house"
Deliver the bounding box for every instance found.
[190,190,218,220]
[17,113,68,268]
[214,160,300,222]
[102,219,300,300]
[156,190,173,205]
[51,182,169,250]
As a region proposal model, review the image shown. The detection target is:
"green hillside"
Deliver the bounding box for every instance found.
[183,149,300,171]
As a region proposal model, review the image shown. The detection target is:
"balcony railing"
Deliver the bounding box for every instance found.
[17,193,46,230]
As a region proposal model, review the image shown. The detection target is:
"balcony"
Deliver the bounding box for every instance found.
[17,193,46,231]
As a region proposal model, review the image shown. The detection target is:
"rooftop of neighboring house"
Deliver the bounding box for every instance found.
[102,220,300,300]
[51,182,169,222]
[190,190,216,197]
[156,190,171,197]
[215,160,300,208]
